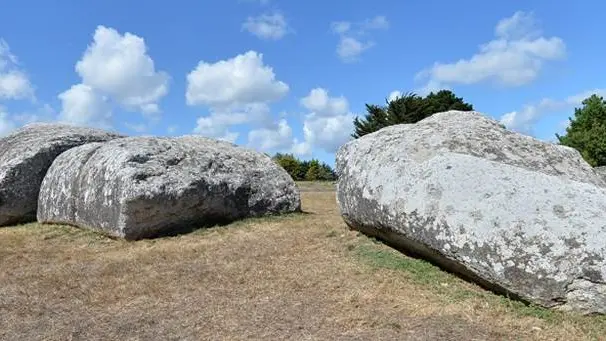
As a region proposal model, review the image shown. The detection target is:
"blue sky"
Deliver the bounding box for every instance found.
[0,0,604,166]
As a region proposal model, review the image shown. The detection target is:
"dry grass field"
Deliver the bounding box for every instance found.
[1,181,605,340]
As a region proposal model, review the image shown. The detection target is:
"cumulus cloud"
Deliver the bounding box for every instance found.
[242,12,291,40]
[0,39,42,136]
[247,119,293,150]
[0,39,34,100]
[186,51,289,143]
[193,103,271,142]
[300,114,354,154]
[330,15,389,62]
[294,87,354,155]
[58,84,112,129]
[336,38,373,63]
[242,87,354,155]
[300,87,348,116]
[499,88,606,135]
[186,50,288,108]
[415,11,565,92]
[59,25,169,128]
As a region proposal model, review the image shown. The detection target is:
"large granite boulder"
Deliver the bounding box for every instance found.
[0,123,123,226]
[37,136,301,240]
[336,110,606,315]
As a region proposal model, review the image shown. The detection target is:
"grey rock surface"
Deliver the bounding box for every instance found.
[594,166,606,183]
[336,110,606,315]
[37,135,301,240]
[0,123,123,226]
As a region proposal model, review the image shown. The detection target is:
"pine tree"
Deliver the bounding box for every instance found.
[305,160,322,181]
[352,90,473,138]
[557,94,606,167]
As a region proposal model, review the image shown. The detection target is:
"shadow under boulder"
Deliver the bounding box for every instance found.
[0,123,123,226]
[37,135,301,240]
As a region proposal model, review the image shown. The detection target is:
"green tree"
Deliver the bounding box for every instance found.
[352,90,474,138]
[272,153,302,180]
[305,160,322,181]
[556,94,606,167]
[271,154,337,181]
[298,160,310,180]
[318,163,336,180]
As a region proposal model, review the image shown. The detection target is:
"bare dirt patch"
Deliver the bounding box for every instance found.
[1,188,605,340]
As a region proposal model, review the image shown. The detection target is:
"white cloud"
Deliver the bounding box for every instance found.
[75,26,169,115]
[330,15,389,62]
[193,115,240,143]
[0,71,34,100]
[211,102,271,126]
[239,87,355,155]
[336,37,373,62]
[248,119,293,150]
[58,26,169,128]
[193,103,271,140]
[186,51,288,108]
[291,139,312,156]
[495,11,540,40]
[242,12,291,40]
[330,21,351,35]
[300,87,349,116]
[0,106,16,137]
[295,87,354,154]
[186,51,289,142]
[0,40,48,135]
[58,84,112,129]
[416,11,565,91]
[301,113,354,153]
[499,88,606,135]
[0,40,34,100]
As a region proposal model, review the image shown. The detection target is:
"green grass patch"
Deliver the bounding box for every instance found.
[351,236,606,334]
[354,240,465,291]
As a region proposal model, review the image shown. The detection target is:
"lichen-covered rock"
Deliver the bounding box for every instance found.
[336,110,606,315]
[0,123,123,226]
[37,136,301,240]
[594,166,606,183]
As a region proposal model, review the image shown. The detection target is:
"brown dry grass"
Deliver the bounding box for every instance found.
[1,182,605,340]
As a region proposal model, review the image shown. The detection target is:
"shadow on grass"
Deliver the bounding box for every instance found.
[351,236,606,332]
[160,210,313,239]
[14,210,314,242]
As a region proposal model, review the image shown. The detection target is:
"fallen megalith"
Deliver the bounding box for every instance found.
[0,123,123,226]
[37,135,301,240]
[336,110,606,315]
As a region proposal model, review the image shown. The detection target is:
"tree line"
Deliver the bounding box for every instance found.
[272,153,337,181]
